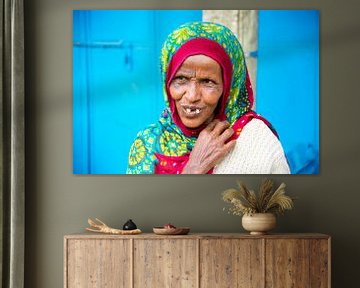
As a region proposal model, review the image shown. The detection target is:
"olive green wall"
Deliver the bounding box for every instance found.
[24,0,360,287]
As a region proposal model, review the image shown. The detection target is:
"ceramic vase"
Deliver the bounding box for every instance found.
[242,213,276,235]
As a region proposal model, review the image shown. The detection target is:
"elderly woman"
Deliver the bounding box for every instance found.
[127,22,290,174]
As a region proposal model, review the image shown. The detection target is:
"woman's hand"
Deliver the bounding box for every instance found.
[182,120,236,174]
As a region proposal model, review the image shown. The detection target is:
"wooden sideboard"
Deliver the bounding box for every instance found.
[64,233,330,288]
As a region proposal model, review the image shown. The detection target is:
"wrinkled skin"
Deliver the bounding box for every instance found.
[168,55,235,174]
[182,119,236,174]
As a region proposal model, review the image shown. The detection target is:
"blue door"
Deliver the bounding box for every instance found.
[73,10,202,174]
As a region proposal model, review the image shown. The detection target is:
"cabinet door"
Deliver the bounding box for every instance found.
[265,239,329,287]
[266,239,309,287]
[309,239,330,288]
[200,239,264,288]
[65,239,131,288]
[134,239,198,288]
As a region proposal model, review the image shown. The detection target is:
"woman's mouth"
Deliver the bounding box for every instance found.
[181,105,204,117]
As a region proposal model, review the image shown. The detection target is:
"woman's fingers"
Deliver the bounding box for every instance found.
[219,127,234,142]
[224,139,236,153]
[198,121,234,152]
[204,120,234,142]
[184,120,236,173]
[204,119,220,132]
[212,120,230,135]
[204,120,232,136]
[213,140,236,166]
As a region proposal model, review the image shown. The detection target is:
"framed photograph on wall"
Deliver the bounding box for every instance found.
[73,10,319,175]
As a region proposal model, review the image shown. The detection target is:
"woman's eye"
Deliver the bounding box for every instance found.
[173,76,187,85]
[202,79,216,86]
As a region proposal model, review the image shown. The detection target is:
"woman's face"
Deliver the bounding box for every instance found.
[169,55,223,129]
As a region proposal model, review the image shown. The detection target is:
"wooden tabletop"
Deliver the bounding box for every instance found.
[64,232,330,240]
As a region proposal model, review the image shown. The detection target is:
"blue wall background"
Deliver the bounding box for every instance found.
[257,10,319,174]
[73,10,319,174]
[73,10,202,173]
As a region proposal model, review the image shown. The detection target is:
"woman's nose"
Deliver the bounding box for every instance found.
[184,81,201,102]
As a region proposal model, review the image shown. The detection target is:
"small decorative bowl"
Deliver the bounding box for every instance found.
[153,227,190,235]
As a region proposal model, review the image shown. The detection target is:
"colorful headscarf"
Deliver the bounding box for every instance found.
[126,22,275,174]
